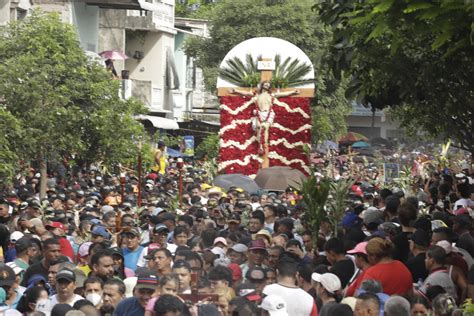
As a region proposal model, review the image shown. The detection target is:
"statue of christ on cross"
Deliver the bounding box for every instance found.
[229,81,299,162]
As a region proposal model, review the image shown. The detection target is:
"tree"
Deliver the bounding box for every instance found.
[0,11,146,195]
[316,1,474,157]
[184,0,351,143]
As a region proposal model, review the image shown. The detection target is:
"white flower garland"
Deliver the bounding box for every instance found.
[273,99,310,118]
[267,151,311,174]
[220,137,257,150]
[219,119,252,134]
[220,99,254,115]
[269,138,306,149]
[272,123,312,135]
[218,154,262,171]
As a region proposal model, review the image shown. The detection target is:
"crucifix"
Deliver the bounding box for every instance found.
[218,56,314,169]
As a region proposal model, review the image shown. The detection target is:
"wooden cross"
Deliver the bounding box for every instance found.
[218,57,314,168]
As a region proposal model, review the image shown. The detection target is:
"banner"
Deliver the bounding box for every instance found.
[183,136,194,156]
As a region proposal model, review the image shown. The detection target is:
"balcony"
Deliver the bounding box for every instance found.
[122,78,169,113]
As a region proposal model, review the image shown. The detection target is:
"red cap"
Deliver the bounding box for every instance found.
[46,222,66,231]
[228,263,242,282]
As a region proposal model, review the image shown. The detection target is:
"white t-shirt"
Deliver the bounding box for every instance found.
[263,283,317,316]
[49,294,84,307]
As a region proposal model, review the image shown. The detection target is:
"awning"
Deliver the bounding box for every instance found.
[85,0,159,11]
[135,115,179,130]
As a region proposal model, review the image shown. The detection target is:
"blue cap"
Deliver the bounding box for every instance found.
[340,212,361,228]
[91,226,111,239]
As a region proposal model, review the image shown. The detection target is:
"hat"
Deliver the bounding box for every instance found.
[184,177,194,183]
[213,237,228,247]
[0,264,15,287]
[78,242,93,258]
[248,239,267,251]
[230,243,248,253]
[56,268,76,282]
[347,241,368,255]
[246,266,266,282]
[436,240,458,254]
[6,262,24,275]
[228,212,241,223]
[161,212,176,222]
[228,263,243,282]
[153,224,170,234]
[362,209,384,225]
[135,269,158,290]
[237,282,261,302]
[341,212,362,228]
[208,187,224,197]
[256,229,272,243]
[101,205,114,214]
[10,231,24,243]
[46,222,66,231]
[410,229,430,248]
[109,246,124,258]
[91,226,111,239]
[210,246,225,258]
[259,295,288,316]
[311,273,341,294]
[126,227,141,237]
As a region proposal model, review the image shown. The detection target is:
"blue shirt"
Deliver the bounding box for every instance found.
[123,246,144,271]
[114,297,144,316]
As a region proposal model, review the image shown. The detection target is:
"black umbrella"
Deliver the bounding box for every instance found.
[213,174,260,193]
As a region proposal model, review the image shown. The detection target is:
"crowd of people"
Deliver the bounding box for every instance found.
[0,157,472,316]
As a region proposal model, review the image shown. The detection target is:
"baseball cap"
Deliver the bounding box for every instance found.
[228,212,241,223]
[153,224,169,234]
[46,221,66,231]
[255,229,272,243]
[210,246,225,258]
[0,263,16,286]
[213,237,228,247]
[127,227,141,237]
[230,243,248,253]
[101,205,114,214]
[340,212,362,228]
[246,266,266,282]
[237,282,261,302]
[161,212,176,222]
[410,229,430,248]
[362,209,384,225]
[135,269,158,290]
[436,240,458,254]
[78,242,93,258]
[91,226,111,239]
[10,231,24,243]
[347,241,368,255]
[6,262,24,276]
[108,246,124,258]
[56,268,76,282]
[248,239,267,251]
[259,295,288,316]
[311,273,341,294]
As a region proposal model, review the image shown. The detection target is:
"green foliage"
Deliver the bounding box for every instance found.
[196,134,220,159]
[300,175,331,243]
[327,179,352,237]
[184,0,351,141]
[0,10,147,179]
[0,109,22,186]
[219,53,313,88]
[316,0,474,154]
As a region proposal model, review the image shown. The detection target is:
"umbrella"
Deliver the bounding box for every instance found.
[213,174,260,193]
[255,166,307,191]
[338,132,368,144]
[352,141,370,148]
[99,50,128,60]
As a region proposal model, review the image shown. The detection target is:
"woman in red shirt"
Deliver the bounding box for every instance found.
[358,237,413,296]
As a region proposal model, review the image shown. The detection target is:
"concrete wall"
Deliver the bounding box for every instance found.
[71,1,99,52]
[98,9,126,72]
[0,0,10,25]
[346,114,401,139]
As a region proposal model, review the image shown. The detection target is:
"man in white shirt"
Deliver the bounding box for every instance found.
[49,268,84,306]
[262,257,317,316]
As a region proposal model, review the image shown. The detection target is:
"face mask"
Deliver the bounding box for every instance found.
[86,293,102,306]
[36,298,53,313]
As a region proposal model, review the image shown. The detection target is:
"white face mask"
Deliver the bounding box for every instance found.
[35,298,53,313]
[86,293,102,306]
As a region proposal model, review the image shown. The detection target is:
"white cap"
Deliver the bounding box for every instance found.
[210,246,225,258]
[10,231,24,243]
[6,262,24,275]
[311,273,341,294]
[213,237,228,247]
[259,295,288,316]
[101,205,114,214]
